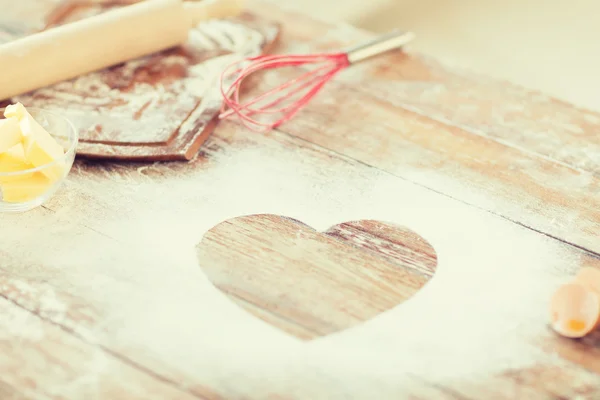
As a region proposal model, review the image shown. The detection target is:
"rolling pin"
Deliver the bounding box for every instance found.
[0,0,244,101]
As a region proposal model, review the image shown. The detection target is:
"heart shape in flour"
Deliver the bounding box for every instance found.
[196,214,437,340]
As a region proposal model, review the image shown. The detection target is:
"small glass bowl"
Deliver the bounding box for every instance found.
[0,107,78,213]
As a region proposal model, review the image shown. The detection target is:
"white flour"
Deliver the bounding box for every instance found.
[10,125,579,398]
[0,277,66,341]
[1,12,594,398]
[12,19,277,147]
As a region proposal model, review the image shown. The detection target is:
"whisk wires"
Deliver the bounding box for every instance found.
[218,30,415,132]
[219,52,349,132]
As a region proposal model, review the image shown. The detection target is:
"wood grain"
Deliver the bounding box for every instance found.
[0,119,592,398]
[247,1,600,254]
[0,0,599,398]
[197,215,436,340]
[0,296,198,400]
[1,2,279,160]
[256,0,600,175]
[231,27,600,256]
[0,119,592,399]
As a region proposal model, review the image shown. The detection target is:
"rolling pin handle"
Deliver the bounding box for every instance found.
[183,0,246,25]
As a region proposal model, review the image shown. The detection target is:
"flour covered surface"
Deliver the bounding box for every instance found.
[0,2,279,160]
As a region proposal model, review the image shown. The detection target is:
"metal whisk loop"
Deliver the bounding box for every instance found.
[219,30,415,132]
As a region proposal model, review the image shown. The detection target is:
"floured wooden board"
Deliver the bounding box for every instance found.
[0,1,279,161]
[1,0,600,399]
[197,215,437,340]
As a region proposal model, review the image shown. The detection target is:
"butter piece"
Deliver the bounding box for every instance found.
[20,115,66,181]
[0,104,66,203]
[0,144,34,183]
[0,117,22,153]
[5,103,65,181]
[3,103,27,120]
[0,143,29,169]
[0,172,54,203]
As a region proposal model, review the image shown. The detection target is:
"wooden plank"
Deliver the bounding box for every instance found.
[255,0,600,176]
[243,2,600,256]
[233,69,600,255]
[0,296,198,400]
[0,267,457,400]
[540,330,600,375]
[0,1,598,398]
[1,2,280,160]
[0,119,595,398]
[196,215,434,340]
[498,363,600,399]
[434,367,600,400]
[0,380,26,400]
[0,223,220,399]
[326,220,437,277]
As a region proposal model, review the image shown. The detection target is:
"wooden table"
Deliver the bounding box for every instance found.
[2,1,600,399]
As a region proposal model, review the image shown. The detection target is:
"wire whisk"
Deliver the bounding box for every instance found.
[218,30,415,132]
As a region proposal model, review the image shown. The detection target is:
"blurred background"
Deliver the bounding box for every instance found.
[278,0,600,112]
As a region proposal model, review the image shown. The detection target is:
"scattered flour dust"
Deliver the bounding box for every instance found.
[2,10,592,399]
[54,133,585,398]
[46,350,109,400]
[0,298,45,342]
[12,19,274,146]
[0,277,109,399]
[0,277,67,342]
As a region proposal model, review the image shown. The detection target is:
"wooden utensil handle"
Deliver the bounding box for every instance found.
[184,0,245,24]
[0,0,244,101]
[345,30,415,64]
